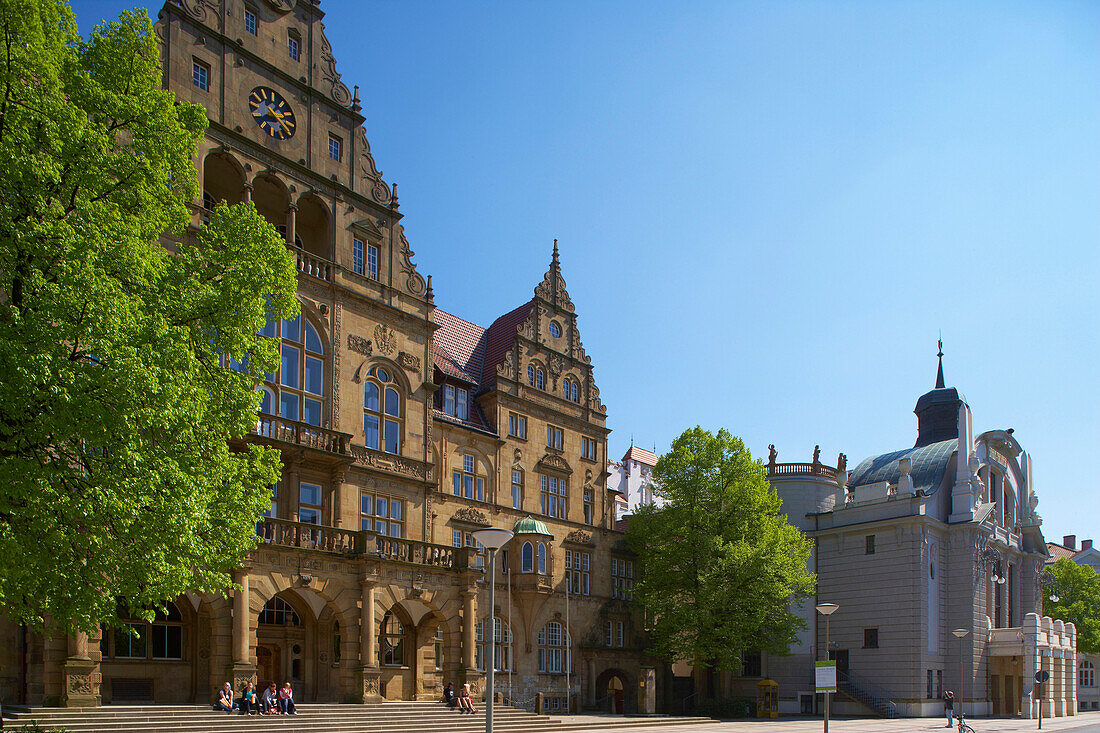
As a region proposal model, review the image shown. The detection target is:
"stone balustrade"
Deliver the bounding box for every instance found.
[253,414,351,455]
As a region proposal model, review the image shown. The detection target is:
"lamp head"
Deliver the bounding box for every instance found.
[815,603,839,616]
[472,527,514,550]
[952,628,969,638]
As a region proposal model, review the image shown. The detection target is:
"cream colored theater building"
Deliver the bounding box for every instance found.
[0,0,649,709]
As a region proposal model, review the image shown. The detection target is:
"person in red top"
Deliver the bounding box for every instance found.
[278,682,297,715]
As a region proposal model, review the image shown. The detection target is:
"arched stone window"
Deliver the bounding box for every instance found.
[537,621,571,674]
[380,611,404,667]
[527,363,545,390]
[257,313,325,426]
[521,541,534,572]
[562,378,579,403]
[476,617,513,672]
[259,596,301,626]
[363,365,402,454]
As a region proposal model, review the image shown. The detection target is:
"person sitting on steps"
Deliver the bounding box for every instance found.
[239,681,258,715]
[442,682,457,710]
[278,681,297,715]
[260,682,279,715]
[457,682,479,714]
[215,682,235,714]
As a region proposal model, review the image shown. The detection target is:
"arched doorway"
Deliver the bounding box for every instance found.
[595,668,634,715]
[256,595,307,698]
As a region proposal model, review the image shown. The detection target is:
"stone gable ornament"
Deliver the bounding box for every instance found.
[374,324,397,355]
[452,507,489,525]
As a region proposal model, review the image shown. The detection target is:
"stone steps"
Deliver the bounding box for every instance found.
[1,702,715,733]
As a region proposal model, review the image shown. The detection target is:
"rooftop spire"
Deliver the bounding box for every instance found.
[935,337,945,389]
[534,238,575,311]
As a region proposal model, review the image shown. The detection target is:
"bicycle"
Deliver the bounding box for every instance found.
[957,712,976,733]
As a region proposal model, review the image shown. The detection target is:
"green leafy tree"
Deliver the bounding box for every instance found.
[1043,558,1100,655]
[0,1,298,632]
[626,427,816,669]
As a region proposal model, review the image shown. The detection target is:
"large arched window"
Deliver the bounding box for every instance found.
[1081,660,1096,688]
[537,621,571,674]
[476,617,513,672]
[363,365,402,454]
[380,611,404,667]
[259,596,301,626]
[258,314,324,426]
[521,541,534,572]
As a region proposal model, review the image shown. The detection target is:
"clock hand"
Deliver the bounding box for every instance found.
[268,108,292,133]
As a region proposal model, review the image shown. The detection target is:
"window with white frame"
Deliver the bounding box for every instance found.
[192,59,209,91]
[434,626,444,670]
[360,492,404,537]
[537,621,571,673]
[288,34,300,61]
[605,620,624,648]
[244,8,257,34]
[583,489,593,525]
[329,134,342,161]
[299,481,322,524]
[540,474,566,518]
[452,453,485,501]
[443,384,469,420]
[366,243,379,280]
[565,550,590,595]
[380,611,404,666]
[100,603,184,661]
[562,377,579,403]
[527,364,545,390]
[476,617,512,672]
[352,237,364,275]
[363,365,402,453]
[511,469,523,510]
[257,313,325,426]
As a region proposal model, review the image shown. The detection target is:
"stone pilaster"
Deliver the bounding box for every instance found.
[62,632,100,707]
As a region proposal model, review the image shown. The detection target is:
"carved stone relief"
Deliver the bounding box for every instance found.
[398,351,421,371]
[452,507,490,526]
[374,324,397,356]
[347,334,372,356]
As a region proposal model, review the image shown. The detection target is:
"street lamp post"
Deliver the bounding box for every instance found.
[473,527,515,733]
[815,603,839,733]
[953,628,969,724]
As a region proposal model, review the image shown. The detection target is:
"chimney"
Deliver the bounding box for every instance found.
[1082,539,1093,551]
[1063,535,1076,550]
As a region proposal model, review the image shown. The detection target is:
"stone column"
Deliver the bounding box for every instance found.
[229,569,256,691]
[287,459,301,523]
[1054,619,1066,716]
[462,589,477,671]
[331,467,348,530]
[1023,612,1039,719]
[242,182,253,203]
[62,631,100,707]
[1066,623,1077,716]
[285,203,297,247]
[357,577,380,703]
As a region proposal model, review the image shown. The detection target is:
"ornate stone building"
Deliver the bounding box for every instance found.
[755,355,1078,719]
[0,0,648,709]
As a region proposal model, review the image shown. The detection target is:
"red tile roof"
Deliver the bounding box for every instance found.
[481,301,534,386]
[622,446,659,466]
[433,309,488,386]
[1046,542,1078,562]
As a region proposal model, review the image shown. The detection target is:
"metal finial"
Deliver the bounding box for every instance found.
[935,336,945,389]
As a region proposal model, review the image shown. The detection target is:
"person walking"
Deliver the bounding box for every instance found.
[943,690,955,727]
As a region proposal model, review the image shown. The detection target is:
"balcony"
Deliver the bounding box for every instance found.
[290,245,332,282]
[256,517,478,571]
[249,414,352,464]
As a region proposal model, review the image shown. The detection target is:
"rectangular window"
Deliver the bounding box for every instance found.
[565,550,590,596]
[508,412,527,439]
[151,623,183,660]
[361,492,403,537]
[442,386,470,420]
[927,670,934,699]
[367,244,379,280]
[453,454,483,501]
[616,621,624,648]
[547,425,564,450]
[511,470,523,510]
[741,650,762,677]
[863,628,879,648]
[866,534,876,554]
[581,437,598,461]
[288,35,300,60]
[299,482,322,524]
[352,238,364,275]
[583,490,593,525]
[605,621,613,646]
[936,670,943,698]
[192,59,209,91]
[244,9,257,35]
[328,134,342,161]
[611,558,634,600]
[114,622,146,659]
[539,474,566,518]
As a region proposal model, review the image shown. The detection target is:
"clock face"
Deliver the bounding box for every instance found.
[249,87,296,140]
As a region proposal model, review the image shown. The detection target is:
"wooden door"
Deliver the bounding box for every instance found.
[257,644,281,689]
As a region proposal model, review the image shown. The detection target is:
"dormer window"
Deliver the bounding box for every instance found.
[443,384,469,420]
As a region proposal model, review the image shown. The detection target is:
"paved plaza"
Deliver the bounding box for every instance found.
[552,712,1100,733]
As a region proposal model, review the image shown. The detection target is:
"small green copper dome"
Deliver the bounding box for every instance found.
[512,515,554,538]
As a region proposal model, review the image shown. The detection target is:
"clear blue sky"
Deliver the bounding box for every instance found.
[73,1,1100,545]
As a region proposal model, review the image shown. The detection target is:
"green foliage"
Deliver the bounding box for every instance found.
[1043,558,1100,655]
[16,724,72,733]
[626,427,816,669]
[0,1,298,632]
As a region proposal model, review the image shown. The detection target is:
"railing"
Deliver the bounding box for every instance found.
[837,669,898,718]
[253,414,351,455]
[291,245,332,281]
[255,517,472,570]
[767,462,838,479]
[257,516,362,554]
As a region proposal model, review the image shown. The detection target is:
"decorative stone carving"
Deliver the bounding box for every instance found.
[355,128,391,206]
[398,352,421,371]
[351,446,431,480]
[332,303,342,428]
[347,334,372,356]
[374,324,397,356]
[316,23,353,107]
[397,233,427,296]
[513,448,522,466]
[452,507,490,525]
[564,530,594,546]
[536,453,572,475]
[181,0,217,22]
